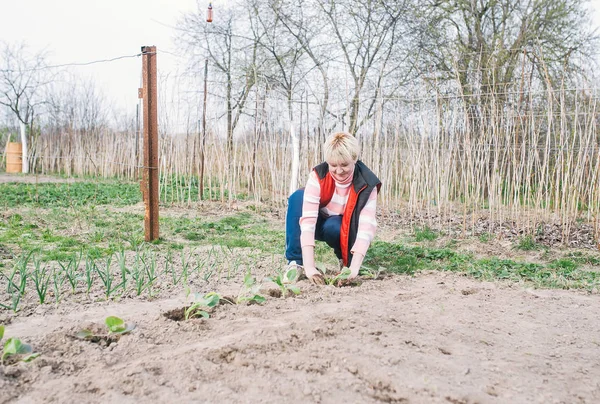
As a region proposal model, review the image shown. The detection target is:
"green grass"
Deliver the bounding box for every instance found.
[0,181,141,207]
[413,226,439,241]
[0,201,285,264]
[162,212,284,252]
[0,206,145,262]
[1,178,599,299]
[479,232,493,243]
[365,241,600,291]
[514,234,544,251]
[562,251,600,266]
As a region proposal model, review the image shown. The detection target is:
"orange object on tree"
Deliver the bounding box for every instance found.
[207,3,213,23]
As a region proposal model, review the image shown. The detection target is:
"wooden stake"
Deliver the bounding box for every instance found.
[141,46,159,241]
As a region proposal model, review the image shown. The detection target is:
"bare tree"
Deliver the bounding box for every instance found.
[178,3,264,201]
[419,0,598,98]
[248,0,306,193]
[316,0,412,134]
[178,5,260,157]
[0,41,54,172]
[273,0,334,138]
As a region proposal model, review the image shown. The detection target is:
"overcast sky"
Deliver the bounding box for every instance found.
[0,0,215,113]
[1,0,599,114]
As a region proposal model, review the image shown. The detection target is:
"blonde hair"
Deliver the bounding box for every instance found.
[323,132,359,164]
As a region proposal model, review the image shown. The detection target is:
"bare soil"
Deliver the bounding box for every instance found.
[1,272,599,403]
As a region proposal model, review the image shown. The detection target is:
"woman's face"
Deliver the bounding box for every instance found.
[328,159,355,183]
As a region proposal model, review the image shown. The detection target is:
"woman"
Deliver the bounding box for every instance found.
[285,132,381,284]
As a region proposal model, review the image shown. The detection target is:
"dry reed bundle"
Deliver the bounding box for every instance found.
[29,80,600,244]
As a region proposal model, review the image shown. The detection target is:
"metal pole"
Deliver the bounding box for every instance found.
[141,46,159,241]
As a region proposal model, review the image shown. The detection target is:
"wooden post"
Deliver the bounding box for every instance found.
[141,46,159,241]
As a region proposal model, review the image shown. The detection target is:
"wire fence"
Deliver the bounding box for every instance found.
[2,48,600,244]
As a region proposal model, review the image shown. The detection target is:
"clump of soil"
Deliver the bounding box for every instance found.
[73,323,120,347]
[163,306,202,321]
[333,279,361,287]
[266,288,282,298]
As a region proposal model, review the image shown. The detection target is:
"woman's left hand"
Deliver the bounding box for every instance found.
[347,267,360,280]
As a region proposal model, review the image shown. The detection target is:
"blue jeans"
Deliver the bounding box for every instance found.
[285,189,342,265]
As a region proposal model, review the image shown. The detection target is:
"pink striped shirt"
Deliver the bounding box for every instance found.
[299,170,378,256]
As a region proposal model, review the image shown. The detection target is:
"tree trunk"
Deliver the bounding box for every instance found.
[20,122,29,174]
[288,94,299,196]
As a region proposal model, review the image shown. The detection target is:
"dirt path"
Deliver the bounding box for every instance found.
[0,173,81,184]
[2,272,599,404]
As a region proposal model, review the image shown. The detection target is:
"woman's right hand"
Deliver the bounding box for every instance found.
[301,246,325,284]
[304,267,325,285]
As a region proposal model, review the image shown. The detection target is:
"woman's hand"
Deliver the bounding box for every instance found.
[348,252,365,279]
[304,267,325,285]
[301,246,325,284]
[348,267,360,280]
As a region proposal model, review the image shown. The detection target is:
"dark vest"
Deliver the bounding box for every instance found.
[314,160,381,266]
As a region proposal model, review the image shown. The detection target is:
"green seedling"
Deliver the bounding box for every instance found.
[52,268,66,304]
[2,267,18,295]
[0,325,3,340]
[265,269,301,298]
[96,254,124,299]
[184,292,230,320]
[359,266,384,279]
[168,250,187,286]
[59,252,81,293]
[84,254,96,294]
[325,268,352,286]
[193,254,205,277]
[3,251,32,296]
[236,271,266,305]
[117,249,129,291]
[145,251,158,291]
[0,291,21,312]
[414,226,438,241]
[31,256,51,304]
[130,249,156,296]
[131,250,147,296]
[105,316,136,334]
[1,337,40,366]
[76,316,136,341]
[203,259,216,281]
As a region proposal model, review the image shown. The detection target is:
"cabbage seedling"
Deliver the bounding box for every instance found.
[325,268,352,286]
[236,271,266,305]
[76,316,136,342]
[184,292,223,320]
[359,266,383,279]
[265,269,301,298]
[1,337,40,366]
[104,316,136,335]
